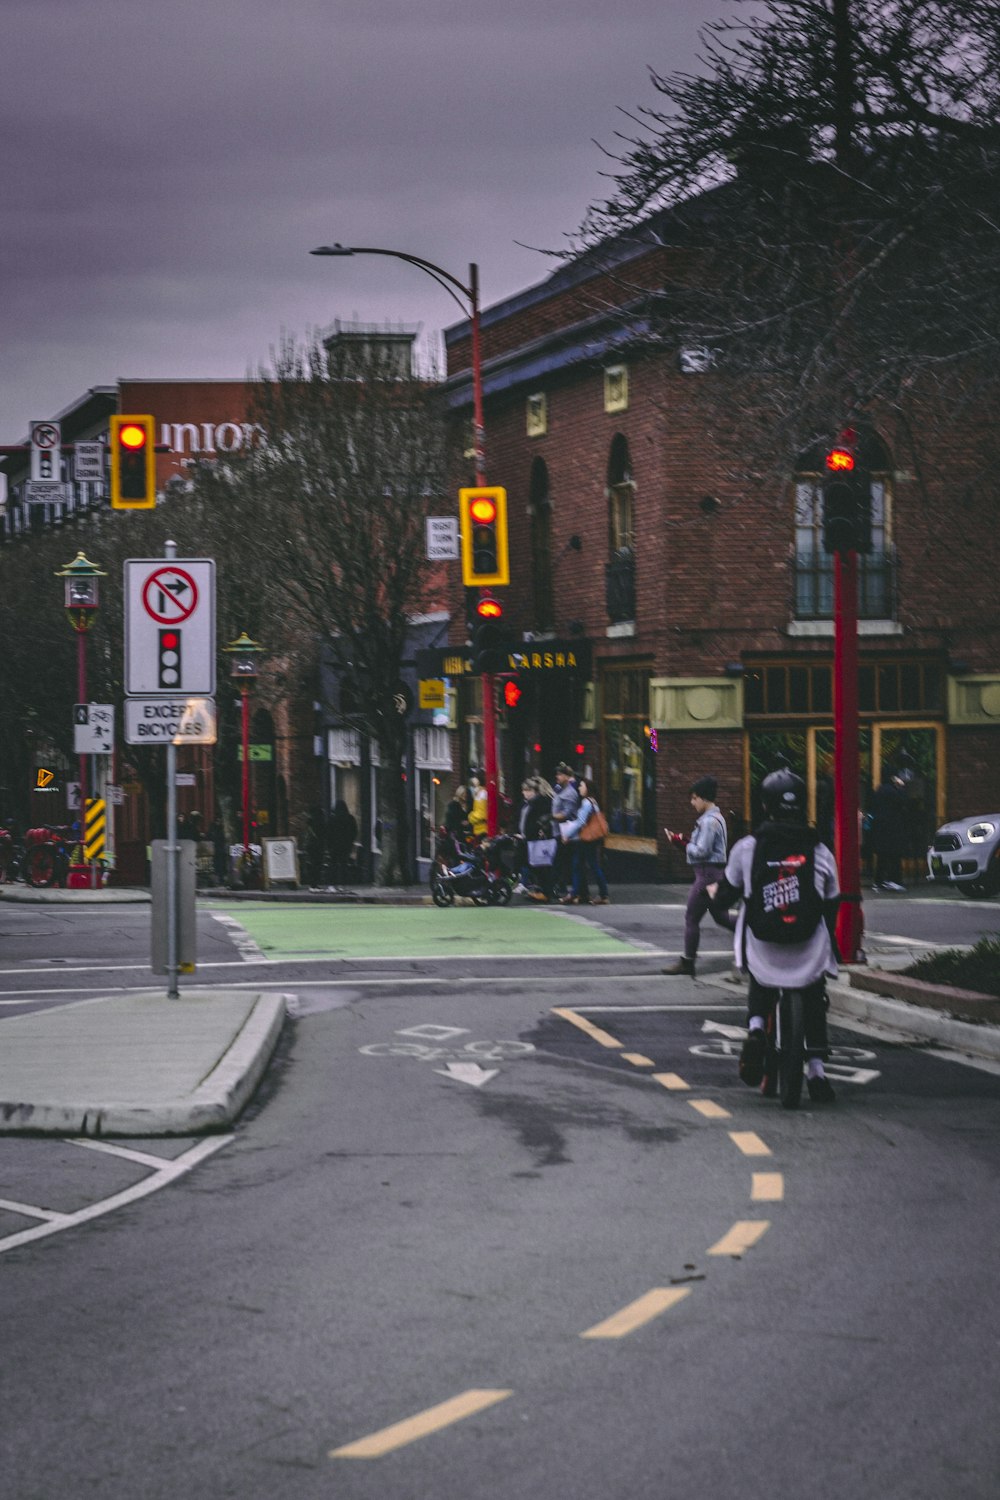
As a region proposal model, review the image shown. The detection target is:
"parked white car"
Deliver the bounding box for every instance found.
[927,814,1000,898]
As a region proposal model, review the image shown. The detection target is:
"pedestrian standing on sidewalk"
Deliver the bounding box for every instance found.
[662,775,732,977]
[869,772,908,891]
[559,778,610,904]
[550,762,581,900]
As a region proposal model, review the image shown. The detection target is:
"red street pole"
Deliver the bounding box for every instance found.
[240,686,251,853]
[833,549,864,962]
[470,263,500,837]
[77,631,92,886]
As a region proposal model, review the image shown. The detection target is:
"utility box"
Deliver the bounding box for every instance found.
[151,840,197,974]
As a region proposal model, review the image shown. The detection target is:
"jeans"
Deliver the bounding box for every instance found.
[570,840,608,900]
[683,863,729,960]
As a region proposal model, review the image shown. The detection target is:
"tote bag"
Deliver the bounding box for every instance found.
[578,802,610,842]
[527,837,558,866]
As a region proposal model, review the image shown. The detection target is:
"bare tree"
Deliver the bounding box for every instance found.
[187,330,447,885]
[578,0,1000,468]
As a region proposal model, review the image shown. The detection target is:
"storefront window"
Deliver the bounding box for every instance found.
[601,665,656,838]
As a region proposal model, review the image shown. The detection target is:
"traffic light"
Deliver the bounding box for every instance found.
[459,486,509,587]
[503,680,523,709]
[110,414,156,510]
[472,596,512,674]
[822,431,871,554]
[158,629,181,688]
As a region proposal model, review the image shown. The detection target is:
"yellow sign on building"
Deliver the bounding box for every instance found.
[419,679,446,710]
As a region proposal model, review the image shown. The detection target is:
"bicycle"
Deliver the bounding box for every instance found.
[761,987,827,1110]
[22,825,75,889]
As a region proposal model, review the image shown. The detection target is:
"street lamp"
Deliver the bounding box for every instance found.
[54,552,106,888]
[224,631,264,863]
[310,242,500,835]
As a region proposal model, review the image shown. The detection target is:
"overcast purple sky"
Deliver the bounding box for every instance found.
[2,0,722,445]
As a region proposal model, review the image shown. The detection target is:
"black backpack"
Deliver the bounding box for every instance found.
[745,822,824,945]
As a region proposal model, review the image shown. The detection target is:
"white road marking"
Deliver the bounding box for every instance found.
[210,912,268,962]
[433,1062,499,1087]
[0,1136,232,1256]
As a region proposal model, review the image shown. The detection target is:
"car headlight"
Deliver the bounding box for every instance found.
[967,822,996,843]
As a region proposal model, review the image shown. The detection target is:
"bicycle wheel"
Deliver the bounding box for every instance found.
[778,989,806,1110]
[25,843,58,888]
[430,872,455,907]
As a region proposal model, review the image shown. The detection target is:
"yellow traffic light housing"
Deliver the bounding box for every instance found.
[459,486,509,587]
[110,414,156,509]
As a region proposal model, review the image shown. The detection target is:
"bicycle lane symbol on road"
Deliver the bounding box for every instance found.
[358,1024,535,1086]
[693,1020,881,1085]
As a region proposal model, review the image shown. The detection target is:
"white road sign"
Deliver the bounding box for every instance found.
[30,420,61,484]
[426,516,459,560]
[125,696,217,745]
[24,481,74,506]
[125,558,216,695]
[74,442,105,482]
[74,703,115,755]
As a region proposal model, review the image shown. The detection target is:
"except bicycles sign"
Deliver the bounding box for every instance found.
[124,558,215,695]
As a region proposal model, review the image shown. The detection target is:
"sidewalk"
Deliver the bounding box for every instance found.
[0,989,287,1137]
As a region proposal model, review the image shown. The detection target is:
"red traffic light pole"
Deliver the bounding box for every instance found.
[311,245,500,834]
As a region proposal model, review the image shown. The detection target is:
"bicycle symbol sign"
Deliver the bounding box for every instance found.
[141,567,199,624]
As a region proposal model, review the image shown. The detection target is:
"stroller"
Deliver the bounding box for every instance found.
[429,828,519,907]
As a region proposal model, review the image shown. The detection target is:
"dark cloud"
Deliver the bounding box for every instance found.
[1,0,719,442]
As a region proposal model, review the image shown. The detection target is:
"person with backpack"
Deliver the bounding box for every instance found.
[662,775,732,976]
[709,768,840,1103]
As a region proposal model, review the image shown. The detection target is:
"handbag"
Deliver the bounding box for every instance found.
[527,837,558,867]
[579,803,610,842]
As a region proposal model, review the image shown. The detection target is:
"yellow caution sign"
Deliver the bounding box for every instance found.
[84,798,106,863]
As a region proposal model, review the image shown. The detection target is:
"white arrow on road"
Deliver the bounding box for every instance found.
[434,1063,499,1088]
[701,1019,748,1041]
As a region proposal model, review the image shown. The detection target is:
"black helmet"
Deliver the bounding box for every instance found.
[760,768,807,822]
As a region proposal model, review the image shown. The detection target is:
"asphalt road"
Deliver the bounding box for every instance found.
[1,892,998,1497]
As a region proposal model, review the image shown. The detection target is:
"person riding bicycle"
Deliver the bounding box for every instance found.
[709,769,840,1104]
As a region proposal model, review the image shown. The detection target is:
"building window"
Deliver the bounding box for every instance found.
[606,433,635,623]
[604,365,628,413]
[528,457,554,630]
[600,663,656,838]
[793,433,895,620]
[526,392,547,437]
[744,658,943,718]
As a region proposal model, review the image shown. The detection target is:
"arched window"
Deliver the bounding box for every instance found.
[606,434,636,624]
[607,434,634,554]
[794,430,895,620]
[528,457,554,630]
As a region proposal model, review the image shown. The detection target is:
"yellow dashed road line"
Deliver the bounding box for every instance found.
[707,1220,771,1257]
[581,1287,691,1339]
[621,1051,655,1067]
[330,1389,513,1459]
[751,1172,784,1202]
[729,1130,773,1157]
[689,1098,732,1120]
[552,1007,622,1049]
[653,1071,691,1091]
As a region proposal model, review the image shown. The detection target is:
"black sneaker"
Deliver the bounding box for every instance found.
[807,1074,836,1104]
[739,1029,767,1087]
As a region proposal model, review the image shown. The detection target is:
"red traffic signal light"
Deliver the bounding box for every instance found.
[110,414,156,509]
[503,680,522,708]
[469,495,497,525]
[476,596,504,620]
[825,447,855,472]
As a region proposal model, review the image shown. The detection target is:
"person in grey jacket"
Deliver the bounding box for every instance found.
[662,775,732,977]
[550,762,581,898]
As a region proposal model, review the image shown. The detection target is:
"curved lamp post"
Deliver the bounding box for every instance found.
[224,631,264,859]
[55,552,106,887]
[310,243,499,835]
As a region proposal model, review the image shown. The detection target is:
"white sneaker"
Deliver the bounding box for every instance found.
[882,881,906,892]
[512,883,528,896]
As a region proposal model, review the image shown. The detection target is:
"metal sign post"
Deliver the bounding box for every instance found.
[125,543,216,998]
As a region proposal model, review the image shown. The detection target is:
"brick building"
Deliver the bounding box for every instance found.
[442,220,1000,879]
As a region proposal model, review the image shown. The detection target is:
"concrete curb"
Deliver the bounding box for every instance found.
[0,992,288,1138]
[849,967,1000,1024]
[828,979,1000,1063]
[0,886,151,904]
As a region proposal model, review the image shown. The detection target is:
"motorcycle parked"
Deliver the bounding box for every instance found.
[430,829,519,907]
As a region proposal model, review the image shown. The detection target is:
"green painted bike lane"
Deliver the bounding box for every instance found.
[213,903,635,960]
